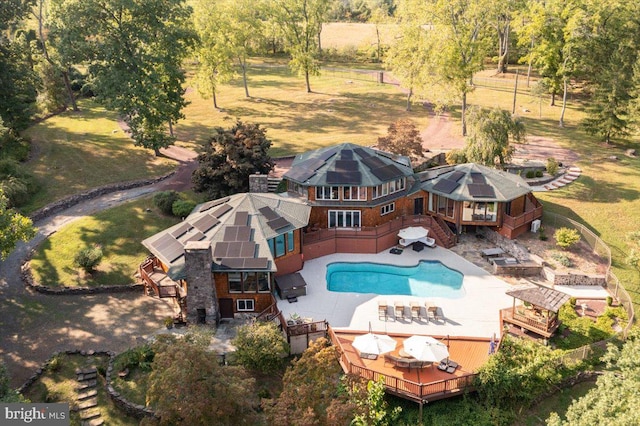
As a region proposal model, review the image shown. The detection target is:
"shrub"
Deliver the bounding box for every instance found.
[153,190,180,216]
[569,297,577,307]
[539,226,548,241]
[547,157,559,176]
[73,244,103,273]
[171,199,196,218]
[525,170,535,178]
[551,252,573,267]
[606,296,613,306]
[232,322,289,373]
[554,227,581,249]
[535,170,543,177]
[47,354,63,372]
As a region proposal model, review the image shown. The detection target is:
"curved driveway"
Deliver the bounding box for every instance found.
[0,147,196,388]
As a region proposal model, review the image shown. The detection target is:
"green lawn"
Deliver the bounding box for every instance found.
[29,197,180,288]
[21,99,176,213]
[175,63,432,157]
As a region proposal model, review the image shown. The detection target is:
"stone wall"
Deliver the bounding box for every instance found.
[485,228,542,264]
[29,173,174,223]
[542,267,607,286]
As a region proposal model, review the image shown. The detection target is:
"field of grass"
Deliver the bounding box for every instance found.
[22,353,138,426]
[29,197,180,288]
[21,99,176,213]
[445,79,640,307]
[176,64,431,157]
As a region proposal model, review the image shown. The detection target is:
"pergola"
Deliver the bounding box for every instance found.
[503,286,571,338]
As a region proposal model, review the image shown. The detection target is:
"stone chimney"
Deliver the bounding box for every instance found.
[184,240,219,325]
[249,174,269,193]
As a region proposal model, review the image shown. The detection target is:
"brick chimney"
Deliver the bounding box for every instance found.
[184,240,219,325]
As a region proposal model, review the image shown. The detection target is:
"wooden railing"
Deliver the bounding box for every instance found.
[502,309,557,337]
[255,297,280,322]
[503,205,543,230]
[328,328,476,403]
[303,214,456,249]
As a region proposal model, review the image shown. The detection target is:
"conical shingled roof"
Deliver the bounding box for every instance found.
[142,193,311,280]
[284,142,413,187]
[418,163,532,202]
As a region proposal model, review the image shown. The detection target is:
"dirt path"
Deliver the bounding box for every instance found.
[0,150,197,388]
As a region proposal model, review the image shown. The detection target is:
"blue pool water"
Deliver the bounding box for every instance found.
[326,261,464,298]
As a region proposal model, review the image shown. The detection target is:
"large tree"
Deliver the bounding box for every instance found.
[0,0,37,131]
[377,118,424,158]
[51,0,195,154]
[547,334,640,425]
[393,0,492,135]
[270,0,330,93]
[577,0,640,144]
[147,338,259,425]
[264,338,354,426]
[0,190,36,259]
[463,107,525,167]
[192,121,274,199]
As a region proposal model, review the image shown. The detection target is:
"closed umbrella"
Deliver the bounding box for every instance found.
[353,333,397,355]
[403,335,449,362]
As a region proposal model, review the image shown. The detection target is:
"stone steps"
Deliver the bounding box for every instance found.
[77,389,98,401]
[75,366,103,426]
[77,397,98,410]
[79,408,101,421]
[82,419,104,426]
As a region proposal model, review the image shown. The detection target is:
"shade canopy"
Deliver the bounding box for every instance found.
[398,226,428,241]
[403,335,449,362]
[353,333,397,355]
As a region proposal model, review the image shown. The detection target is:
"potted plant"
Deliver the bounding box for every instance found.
[164,317,174,329]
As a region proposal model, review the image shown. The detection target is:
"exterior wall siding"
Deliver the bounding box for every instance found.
[213,272,273,314]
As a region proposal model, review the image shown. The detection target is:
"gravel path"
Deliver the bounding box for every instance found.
[0,147,196,388]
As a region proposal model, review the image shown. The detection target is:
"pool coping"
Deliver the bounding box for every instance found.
[277,246,517,339]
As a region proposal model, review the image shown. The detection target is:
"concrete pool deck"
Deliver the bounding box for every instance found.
[277,246,519,339]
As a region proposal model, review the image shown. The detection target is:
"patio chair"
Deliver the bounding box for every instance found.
[410,302,420,322]
[394,301,404,320]
[426,304,437,322]
[378,300,388,321]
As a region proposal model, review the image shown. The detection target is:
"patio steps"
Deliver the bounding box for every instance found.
[539,166,582,192]
[75,367,103,426]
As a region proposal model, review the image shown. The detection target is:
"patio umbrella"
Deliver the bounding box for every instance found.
[353,333,397,355]
[403,335,449,362]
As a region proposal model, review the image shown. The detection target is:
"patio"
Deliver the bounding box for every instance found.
[330,329,494,402]
[276,245,515,339]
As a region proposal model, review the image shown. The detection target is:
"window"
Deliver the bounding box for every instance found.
[372,178,406,199]
[316,186,339,200]
[228,272,242,293]
[343,186,366,201]
[287,231,295,252]
[243,272,257,292]
[257,272,270,293]
[328,210,361,228]
[237,299,255,312]
[270,231,295,258]
[275,234,286,257]
[380,202,395,216]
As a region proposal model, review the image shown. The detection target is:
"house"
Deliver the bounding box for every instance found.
[140,143,542,324]
[141,192,310,324]
[415,163,543,239]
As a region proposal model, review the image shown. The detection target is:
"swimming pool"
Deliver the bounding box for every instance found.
[326,261,464,298]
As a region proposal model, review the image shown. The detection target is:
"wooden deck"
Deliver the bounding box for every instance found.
[329,329,496,403]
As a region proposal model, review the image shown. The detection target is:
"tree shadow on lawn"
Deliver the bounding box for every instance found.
[550,174,640,204]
